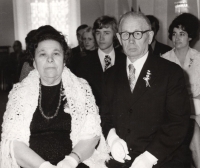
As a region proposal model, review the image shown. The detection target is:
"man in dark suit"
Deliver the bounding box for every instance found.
[69,24,88,73]
[146,15,171,56]
[101,12,191,168]
[9,40,25,84]
[76,16,124,107]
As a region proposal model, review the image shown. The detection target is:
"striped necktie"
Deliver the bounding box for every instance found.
[104,55,111,71]
[128,64,136,92]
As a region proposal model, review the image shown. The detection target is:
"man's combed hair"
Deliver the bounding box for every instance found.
[93,15,118,34]
[146,15,160,33]
[118,11,151,32]
[76,24,88,34]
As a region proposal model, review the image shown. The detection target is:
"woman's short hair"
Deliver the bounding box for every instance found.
[26,25,70,67]
[168,13,199,41]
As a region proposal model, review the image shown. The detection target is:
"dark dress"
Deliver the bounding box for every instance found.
[29,82,88,167]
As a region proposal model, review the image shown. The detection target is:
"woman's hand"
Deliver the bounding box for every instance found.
[13,140,45,168]
[57,156,78,168]
[39,161,56,168]
[194,94,200,100]
[72,135,100,162]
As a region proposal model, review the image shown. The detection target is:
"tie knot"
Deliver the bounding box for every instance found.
[128,64,135,73]
[105,55,111,64]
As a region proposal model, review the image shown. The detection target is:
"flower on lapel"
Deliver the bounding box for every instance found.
[143,70,151,87]
[189,58,194,67]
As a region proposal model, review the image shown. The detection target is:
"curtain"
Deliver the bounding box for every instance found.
[13,0,80,49]
[197,0,200,19]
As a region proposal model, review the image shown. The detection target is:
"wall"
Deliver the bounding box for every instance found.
[167,0,176,47]
[0,0,200,51]
[81,0,134,26]
[154,0,168,45]
[80,0,104,26]
[80,0,172,46]
[104,0,119,19]
[135,0,200,50]
[0,0,15,50]
[0,0,104,49]
[167,0,200,50]
[136,0,170,46]
[137,0,154,14]
[188,0,200,50]
[117,0,134,20]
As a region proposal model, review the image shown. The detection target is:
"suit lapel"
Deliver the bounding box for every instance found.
[93,51,104,74]
[131,51,157,105]
[115,57,133,104]
[153,41,159,55]
[114,49,126,66]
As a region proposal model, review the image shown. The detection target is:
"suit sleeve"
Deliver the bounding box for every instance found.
[146,65,191,162]
[74,57,89,79]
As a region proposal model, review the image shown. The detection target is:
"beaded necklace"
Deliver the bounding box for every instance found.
[39,81,62,120]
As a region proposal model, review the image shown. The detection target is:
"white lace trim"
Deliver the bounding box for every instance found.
[0,67,110,168]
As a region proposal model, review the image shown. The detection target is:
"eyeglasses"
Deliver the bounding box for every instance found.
[119,30,151,40]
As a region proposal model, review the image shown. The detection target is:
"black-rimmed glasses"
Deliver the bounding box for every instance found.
[119,30,151,40]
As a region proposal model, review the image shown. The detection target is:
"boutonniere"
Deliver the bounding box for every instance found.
[189,58,194,67]
[143,70,151,87]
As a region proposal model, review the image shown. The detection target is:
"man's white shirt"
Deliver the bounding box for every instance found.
[98,48,115,71]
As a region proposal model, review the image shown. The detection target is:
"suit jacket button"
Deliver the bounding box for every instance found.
[130,148,132,151]
[127,129,131,133]
[129,109,133,113]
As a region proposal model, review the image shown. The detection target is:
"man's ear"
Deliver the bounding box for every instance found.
[33,60,36,69]
[148,31,154,44]
[116,33,122,45]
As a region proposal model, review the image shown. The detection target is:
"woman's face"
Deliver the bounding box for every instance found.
[33,39,65,86]
[172,27,191,50]
[82,31,96,51]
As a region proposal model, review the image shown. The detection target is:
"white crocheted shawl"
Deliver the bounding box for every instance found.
[0,67,110,168]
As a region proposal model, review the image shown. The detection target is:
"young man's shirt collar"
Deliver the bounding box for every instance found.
[98,48,115,71]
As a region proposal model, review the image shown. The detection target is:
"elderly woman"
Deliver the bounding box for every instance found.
[161,13,200,168]
[0,25,109,168]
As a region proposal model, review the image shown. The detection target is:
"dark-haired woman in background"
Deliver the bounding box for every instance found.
[162,13,200,168]
[0,25,109,168]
